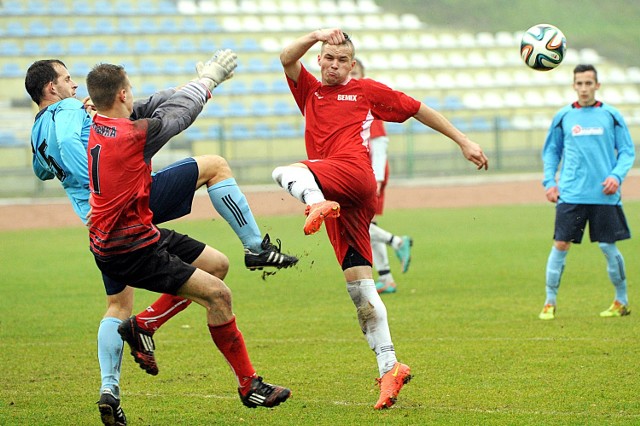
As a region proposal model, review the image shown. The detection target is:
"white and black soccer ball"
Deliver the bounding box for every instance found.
[520,24,567,71]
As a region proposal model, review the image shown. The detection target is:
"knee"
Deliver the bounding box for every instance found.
[203,281,233,310]
[197,155,232,183]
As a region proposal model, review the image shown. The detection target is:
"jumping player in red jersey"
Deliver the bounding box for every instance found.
[86,52,291,420]
[272,29,489,410]
[350,58,413,294]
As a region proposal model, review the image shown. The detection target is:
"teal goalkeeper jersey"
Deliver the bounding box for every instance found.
[31,98,92,222]
[542,101,636,205]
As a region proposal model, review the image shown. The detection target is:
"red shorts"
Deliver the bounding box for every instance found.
[375,161,390,215]
[303,157,377,265]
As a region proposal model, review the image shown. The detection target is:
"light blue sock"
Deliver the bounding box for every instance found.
[98,317,124,398]
[599,243,628,305]
[208,178,262,252]
[545,246,568,305]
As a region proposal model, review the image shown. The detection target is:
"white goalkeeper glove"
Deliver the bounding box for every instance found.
[196,49,238,91]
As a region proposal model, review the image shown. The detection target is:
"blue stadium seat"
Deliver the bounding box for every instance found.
[185,126,204,141]
[93,0,115,15]
[28,21,49,37]
[227,101,248,117]
[206,125,223,139]
[201,104,226,118]
[0,130,21,147]
[140,82,159,96]
[0,41,21,56]
[250,79,270,94]
[44,41,65,56]
[272,100,296,115]
[274,123,299,138]
[68,40,89,55]
[470,117,492,132]
[155,38,177,54]
[158,0,178,14]
[253,123,273,139]
[246,58,268,73]
[6,22,26,37]
[251,100,270,116]
[140,60,160,75]
[271,79,289,93]
[230,124,252,140]
[2,1,25,15]
[112,40,133,55]
[0,62,23,78]
[443,95,464,110]
[133,40,153,54]
[241,38,261,52]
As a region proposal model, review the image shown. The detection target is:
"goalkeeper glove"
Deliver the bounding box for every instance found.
[196,49,238,91]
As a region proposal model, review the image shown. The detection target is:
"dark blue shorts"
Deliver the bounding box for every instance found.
[554,203,631,244]
[101,157,200,295]
[149,157,199,224]
[100,229,205,295]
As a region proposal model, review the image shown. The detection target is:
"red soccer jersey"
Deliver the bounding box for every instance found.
[370,119,387,139]
[88,115,159,257]
[287,65,419,163]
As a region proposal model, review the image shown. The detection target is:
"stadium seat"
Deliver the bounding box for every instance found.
[68,41,89,55]
[250,79,270,94]
[253,122,273,139]
[274,122,299,138]
[470,117,492,132]
[272,100,295,115]
[6,22,26,37]
[251,100,271,116]
[227,101,248,117]
[0,62,23,78]
[1,41,21,56]
[230,124,252,140]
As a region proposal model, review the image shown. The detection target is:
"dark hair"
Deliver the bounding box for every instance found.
[25,59,67,105]
[574,64,598,82]
[86,63,127,110]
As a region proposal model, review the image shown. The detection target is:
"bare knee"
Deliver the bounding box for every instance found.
[194,155,232,187]
[192,246,229,280]
[554,241,571,251]
[105,286,134,320]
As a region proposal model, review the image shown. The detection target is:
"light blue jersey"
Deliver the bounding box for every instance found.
[31,98,92,222]
[542,101,635,205]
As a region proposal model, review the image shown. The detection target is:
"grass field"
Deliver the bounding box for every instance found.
[1,202,639,425]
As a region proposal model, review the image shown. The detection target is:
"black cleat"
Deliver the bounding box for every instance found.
[238,376,292,408]
[117,316,158,376]
[244,234,298,270]
[98,389,127,426]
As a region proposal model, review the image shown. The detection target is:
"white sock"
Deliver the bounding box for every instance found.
[371,240,391,273]
[272,166,324,205]
[369,222,393,244]
[346,279,397,376]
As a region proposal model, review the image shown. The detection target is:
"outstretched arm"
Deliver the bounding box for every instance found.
[280,28,345,83]
[413,103,489,170]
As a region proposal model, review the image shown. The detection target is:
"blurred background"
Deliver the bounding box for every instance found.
[1,0,639,198]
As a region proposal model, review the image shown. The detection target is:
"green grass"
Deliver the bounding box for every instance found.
[1,203,639,425]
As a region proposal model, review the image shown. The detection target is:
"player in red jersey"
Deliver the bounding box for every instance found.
[86,52,291,419]
[350,58,413,295]
[271,29,488,409]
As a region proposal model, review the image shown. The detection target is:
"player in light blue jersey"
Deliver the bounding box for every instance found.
[26,59,297,425]
[539,64,635,320]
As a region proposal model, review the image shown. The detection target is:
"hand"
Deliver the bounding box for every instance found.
[196,49,238,90]
[545,186,559,203]
[315,28,347,45]
[460,140,489,170]
[82,96,96,116]
[602,176,619,195]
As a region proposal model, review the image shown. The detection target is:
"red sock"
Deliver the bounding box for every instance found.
[135,294,192,333]
[209,316,256,391]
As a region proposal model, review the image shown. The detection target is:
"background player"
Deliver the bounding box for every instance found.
[350,58,412,294]
[539,64,635,320]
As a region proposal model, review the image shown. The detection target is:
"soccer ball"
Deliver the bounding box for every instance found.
[520,24,567,71]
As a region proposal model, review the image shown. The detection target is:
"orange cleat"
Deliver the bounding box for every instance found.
[374,362,412,410]
[303,200,340,235]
